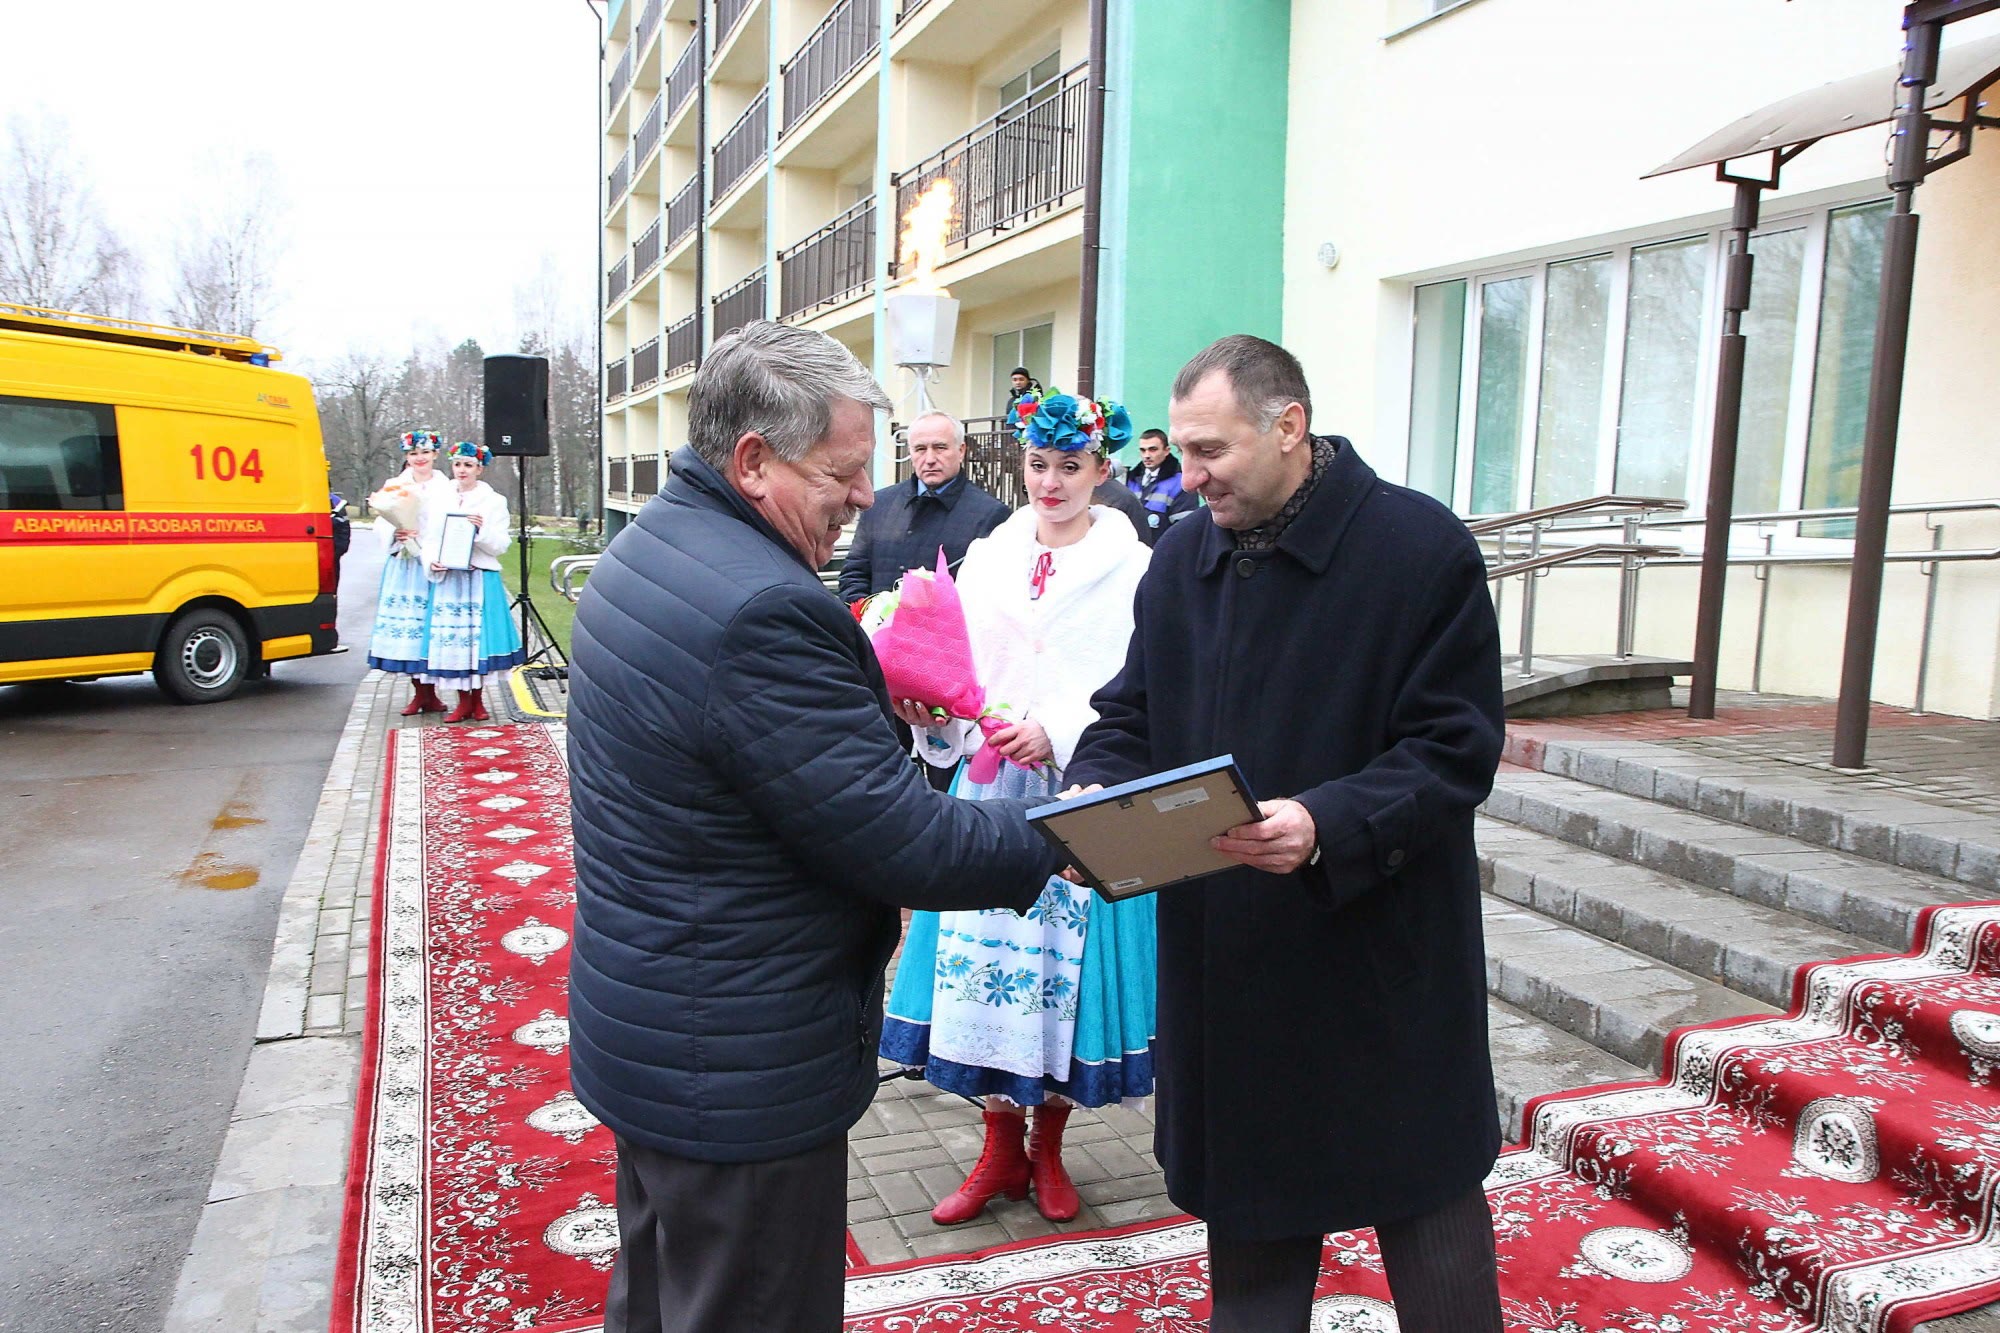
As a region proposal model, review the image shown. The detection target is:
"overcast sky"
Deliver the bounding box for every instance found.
[1,0,601,370]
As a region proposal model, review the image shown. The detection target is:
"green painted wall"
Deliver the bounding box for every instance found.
[1097,0,1291,460]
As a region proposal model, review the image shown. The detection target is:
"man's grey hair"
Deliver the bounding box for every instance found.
[688,320,892,468]
[907,410,966,446]
[1170,334,1312,432]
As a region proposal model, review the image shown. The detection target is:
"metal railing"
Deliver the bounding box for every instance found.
[553,554,599,603]
[666,312,699,376]
[713,91,769,201]
[608,456,629,497]
[606,255,629,304]
[638,0,664,51]
[631,336,661,392]
[1479,496,1689,679]
[1480,495,2000,713]
[712,267,766,340]
[634,218,663,277]
[667,175,702,250]
[605,356,628,401]
[608,45,633,108]
[715,0,755,50]
[607,146,632,209]
[896,0,930,21]
[893,63,1088,259]
[781,0,880,133]
[779,196,875,318]
[959,415,1029,510]
[667,33,701,121]
[635,91,663,167]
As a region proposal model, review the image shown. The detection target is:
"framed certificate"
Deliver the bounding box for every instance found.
[437,513,477,571]
[1026,756,1261,901]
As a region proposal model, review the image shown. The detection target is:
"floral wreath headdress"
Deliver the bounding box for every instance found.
[1010,389,1132,454]
[399,429,443,453]
[446,440,491,467]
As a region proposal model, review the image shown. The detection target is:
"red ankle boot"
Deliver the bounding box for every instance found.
[444,689,479,724]
[1028,1103,1080,1221]
[931,1110,1029,1225]
[468,688,490,722]
[400,681,443,716]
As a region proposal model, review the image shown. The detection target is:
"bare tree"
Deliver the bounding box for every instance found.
[315,352,406,504]
[167,154,284,337]
[0,113,144,317]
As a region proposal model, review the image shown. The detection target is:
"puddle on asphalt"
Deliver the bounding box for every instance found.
[183,850,260,891]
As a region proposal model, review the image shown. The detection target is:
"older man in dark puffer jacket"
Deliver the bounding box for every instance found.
[567,321,1065,1333]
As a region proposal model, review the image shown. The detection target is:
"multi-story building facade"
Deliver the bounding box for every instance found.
[597,0,1290,518]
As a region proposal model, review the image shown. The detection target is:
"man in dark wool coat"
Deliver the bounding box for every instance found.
[1065,335,1506,1333]
[566,321,1064,1333]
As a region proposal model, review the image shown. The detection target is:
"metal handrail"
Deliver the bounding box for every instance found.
[552,554,599,604]
[778,195,875,318]
[1465,494,1684,535]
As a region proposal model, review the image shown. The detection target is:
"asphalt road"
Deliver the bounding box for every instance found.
[0,539,383,1332]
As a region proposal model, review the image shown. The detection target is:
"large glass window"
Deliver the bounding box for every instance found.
[1407,280,1466,502]
[1615,237,1707,499]
[1736,227,1807,513]
[0,396,122,511]
[1532,254,1614,507]
[1469,276,1532,515]
[1802,200,1892,536]
[1408,197,1887,539]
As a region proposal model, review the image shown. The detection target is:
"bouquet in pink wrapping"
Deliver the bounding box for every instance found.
[859,551,1033,784]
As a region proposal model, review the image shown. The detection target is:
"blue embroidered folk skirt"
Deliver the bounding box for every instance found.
[881,759,1156,1107]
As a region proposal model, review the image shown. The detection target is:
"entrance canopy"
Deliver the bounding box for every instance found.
[1646,30,2000,177]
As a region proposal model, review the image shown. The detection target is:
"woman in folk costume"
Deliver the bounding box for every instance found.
[421,441,524,723]
[366,429,455,715]
[881,391,1154,1225]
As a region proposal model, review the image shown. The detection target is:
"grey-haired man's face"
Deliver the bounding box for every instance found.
[908,419,965,489]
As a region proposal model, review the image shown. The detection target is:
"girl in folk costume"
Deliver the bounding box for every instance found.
[881,391,1155,1225]
[366,430,455,715]
[422,441,524,723]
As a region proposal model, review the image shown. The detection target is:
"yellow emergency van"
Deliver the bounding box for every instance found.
[0,304,342,703]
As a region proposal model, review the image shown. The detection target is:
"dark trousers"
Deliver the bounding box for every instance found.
[1205,1186,1504,1333]
[603,1134,847,1333]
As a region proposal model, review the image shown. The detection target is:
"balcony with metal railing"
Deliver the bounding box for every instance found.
[634,218,663,278]
[608,45,634,111]
[667,175,702,253]
[959,416,1028,510]
[631,336,662,393]
[781,0,880,135]
[779,196,875,319]
[638,0,664,54]
[893,62,1088,258]
[712,90,769,203]
[609,456,630,498]
[713,268,766,340]
[896,0,930,22]
[666,312,699,376]
[606,357,628,402]
[666,32,701,124]
[635,90,663,168]
[607,146,632,212]
[607,255,630,305]
[715,0,756,51]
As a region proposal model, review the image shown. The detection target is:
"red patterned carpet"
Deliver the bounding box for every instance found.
[838,901,2000,1333]
[331,722,862,1333]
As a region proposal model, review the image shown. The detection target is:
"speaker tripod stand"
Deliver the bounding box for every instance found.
[509,462,568,679]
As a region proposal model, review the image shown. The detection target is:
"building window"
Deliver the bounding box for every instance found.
[0,396,122,511]
[990,322,1054,416]
[1409,197,1889,538]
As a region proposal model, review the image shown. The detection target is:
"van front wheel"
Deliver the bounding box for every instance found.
[155,610,251,704]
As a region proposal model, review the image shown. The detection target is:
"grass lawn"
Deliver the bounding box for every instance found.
[497,532,589,658]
